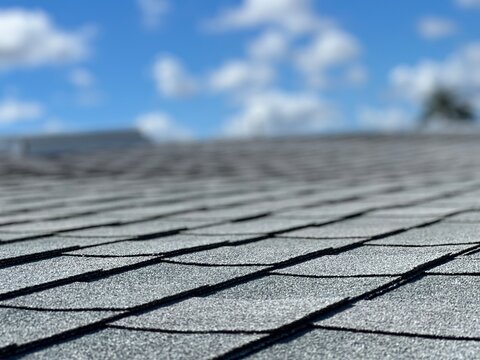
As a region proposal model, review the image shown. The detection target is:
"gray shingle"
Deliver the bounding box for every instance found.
[251,328,480,360]
[61,219,215,238]
[186,218,313,236]
[368,206,465,219]
[426,257,480,274]
[0,217,118,234]
[279,218,422,239]
[210,274,393,301]
[0,256,152,295]
[319,275,480,338]
[26,328,261,360]
[114,297,338,332]
[369,223,480,246]
[275,246,467,276]
[3,263,265,310]
[67,234,249,257]
[0,307,118,348]
[174,238,358,265]
[447,212,480,223]
[0,236,124,260]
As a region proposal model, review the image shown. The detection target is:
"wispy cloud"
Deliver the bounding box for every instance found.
[455,0,480,9]
[137,0,169,29]
[69,68,95,88]
[417,16,457,40]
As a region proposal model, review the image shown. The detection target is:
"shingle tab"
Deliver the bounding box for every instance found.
[114,297,337,332]
[186,218,314,236]
[252,328,480,360]
[275,246,469,276]
[369,223,480,246]
[173,238,358,265]
[319,275,480,338]
[0,256,152,295]
[0,307,118,348]
[3,263,265,310]
[26,328,261,360]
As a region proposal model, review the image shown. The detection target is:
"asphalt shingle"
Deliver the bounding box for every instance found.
[275,246,469,276]
[319,275,480,338]
[251,328,480,360]
[3,263,265,310]
[25,328,261,360]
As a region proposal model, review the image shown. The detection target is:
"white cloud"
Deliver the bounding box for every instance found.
[359,106,414,132]
[417,17,456,40]
[0,9,93,70]
[247,29,290,60]
[137,0,169,29]
[295,28,361,87]
[69,68,95,88]
[135,111,192,142]
[224,91,340,137]
[207,0,320,34]
[0,98,44,124]
[152,55,197,98]
[209,60,275,93]
[390,43,480,104]
[455,0,480,9]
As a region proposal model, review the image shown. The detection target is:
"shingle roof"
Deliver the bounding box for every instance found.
[0,134,479,359]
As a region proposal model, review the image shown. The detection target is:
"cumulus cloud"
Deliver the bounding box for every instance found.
[152,55,198,98]
[135,111,191,142]
[359,106,414,132]
[295,28,361,87]
[417,16,457,40]
[390,43,480,105]
[207,0,320,34]
[207,0,363,90]
[137,0,169,29]
[0,8,93,70]
[69,68,95,88]
[224,91,340,137]
[209,60,275,93]
[0,98,44,124]
[455,0,480,8]
[247,29,290,60]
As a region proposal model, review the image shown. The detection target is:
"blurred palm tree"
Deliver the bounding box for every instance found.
[420,88,475,126]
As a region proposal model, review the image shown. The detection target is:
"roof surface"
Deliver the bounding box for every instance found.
[0,134,479,359]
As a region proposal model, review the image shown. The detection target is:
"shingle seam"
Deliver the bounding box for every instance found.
[426,272,480,276]
[0,233,55,245]
[268,272,401,279]
[0,270,105,301]
[313,324,480,342]
[0,246,81,269]
[106,324,268,335]
[366,243,480,248]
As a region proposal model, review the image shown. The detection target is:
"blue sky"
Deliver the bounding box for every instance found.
[0,0,479,139]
